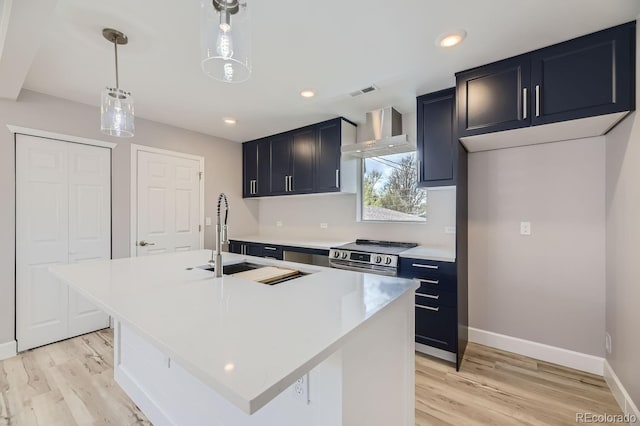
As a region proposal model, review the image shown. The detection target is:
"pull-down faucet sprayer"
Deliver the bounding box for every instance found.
[210,193,229,277]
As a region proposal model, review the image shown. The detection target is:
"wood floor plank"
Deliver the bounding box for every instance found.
[0,332,624,425]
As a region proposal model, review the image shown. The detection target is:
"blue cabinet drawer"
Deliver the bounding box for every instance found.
[415,304,456,352]
[261,244,284,260]
[399,258,456,280]
[413,275,456,293]
[415,290,456,308]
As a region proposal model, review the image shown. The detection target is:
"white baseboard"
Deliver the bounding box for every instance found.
[468,327,604,375]
[0,340,17,361]
[604,360,640,424]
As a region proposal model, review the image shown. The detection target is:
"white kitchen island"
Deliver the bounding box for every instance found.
[51,250,417,426]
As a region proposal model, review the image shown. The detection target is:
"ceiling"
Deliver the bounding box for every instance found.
[5,0,640,142]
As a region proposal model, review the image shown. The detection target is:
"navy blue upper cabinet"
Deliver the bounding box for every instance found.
[242,118,355,198]
[456,21,635,139]
[457,55,531,137]
[290,126,316,194]
[269,133,293,195]
[242,140,258,198]
[530,22,635,126]
[417,88,457,187]
[243,139,270,197]
[315,120,341,192]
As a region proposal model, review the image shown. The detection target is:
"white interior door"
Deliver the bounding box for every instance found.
[16,135,111,352]
[136,150,201,256]
[67,143,111,337]
[16,136,70,351]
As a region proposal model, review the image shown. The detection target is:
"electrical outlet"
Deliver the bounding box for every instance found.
[276,221,283,228]
[605,332,612,354]
[445,226,456,234]
[320,223,328,229]
[293,374,310,404]
[205,217,212,226]
[520,221,531,236]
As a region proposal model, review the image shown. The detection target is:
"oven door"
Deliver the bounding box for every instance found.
[329,260,397,276]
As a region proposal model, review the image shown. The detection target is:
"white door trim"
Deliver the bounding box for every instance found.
[130,144,205,257]
[7,125,118,149]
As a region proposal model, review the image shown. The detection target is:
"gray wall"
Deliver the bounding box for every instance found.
[0,90,259,345]
[605,84,640,404]
[468,137,606,356]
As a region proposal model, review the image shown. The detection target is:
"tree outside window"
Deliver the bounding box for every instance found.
[362,152,427,222]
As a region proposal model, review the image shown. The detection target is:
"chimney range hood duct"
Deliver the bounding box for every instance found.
[342,107,414,158]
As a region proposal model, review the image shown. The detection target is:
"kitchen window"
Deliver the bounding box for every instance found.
[361,152,426,222]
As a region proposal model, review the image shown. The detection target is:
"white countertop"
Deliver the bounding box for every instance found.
[51,250,417,414]
[230,235,349,251]
[399,246,456,263]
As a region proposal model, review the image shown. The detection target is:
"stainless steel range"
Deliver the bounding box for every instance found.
[329,239,417,276]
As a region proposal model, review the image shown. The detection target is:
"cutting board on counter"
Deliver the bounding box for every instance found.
[231,266,299,284]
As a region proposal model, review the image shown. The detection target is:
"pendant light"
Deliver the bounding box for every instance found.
[200,0,251,83]
[101,28,135,138]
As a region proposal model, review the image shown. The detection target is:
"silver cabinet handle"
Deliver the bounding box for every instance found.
[252,180,257,194]
[264,246,277,251]
[416,293,439,299]
[535,85,540,117]
[289,176,293,192]
[414,278,439,285]
[416,305,439,312]
[523,87,528,119]
[417,160,421,181]
[412,263,438,269]
[138,240,155,246]
[284,176,289,192]
[335,169,339,188]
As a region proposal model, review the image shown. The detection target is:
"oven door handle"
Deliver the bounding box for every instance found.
[329,261,397,277]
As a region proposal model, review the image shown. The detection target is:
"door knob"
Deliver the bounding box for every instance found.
[138,240,155,246]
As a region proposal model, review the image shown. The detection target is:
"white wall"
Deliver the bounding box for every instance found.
[605,104,640,405]
[256,188,456,248]
[468,137,606,356]
[0,89,259,346]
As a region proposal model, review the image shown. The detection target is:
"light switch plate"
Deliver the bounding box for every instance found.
[320,223,328,229]
[276,221,283,228]
[520,221,531,236]
[205,217,212,226]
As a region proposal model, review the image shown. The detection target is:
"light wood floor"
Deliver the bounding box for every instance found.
[0,330,622,425]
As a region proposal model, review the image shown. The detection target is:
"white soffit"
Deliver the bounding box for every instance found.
[0,0,57,100]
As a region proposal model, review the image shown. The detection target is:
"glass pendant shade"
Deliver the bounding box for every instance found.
[201,0,251,83]
[101,87,135,137]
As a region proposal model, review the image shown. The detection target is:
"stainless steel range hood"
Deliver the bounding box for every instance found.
[341,107,415,158]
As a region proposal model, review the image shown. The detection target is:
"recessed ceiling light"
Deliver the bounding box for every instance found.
[388,144,394,147]
[224,363,235,372]
[436,30,467,48]
[300,89,315,98]
[223,118,237,125]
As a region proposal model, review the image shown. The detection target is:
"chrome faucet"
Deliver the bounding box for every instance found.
[210,193,229,277]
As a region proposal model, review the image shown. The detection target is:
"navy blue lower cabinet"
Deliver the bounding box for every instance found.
[399,257,465,371]
[415,304,457,352]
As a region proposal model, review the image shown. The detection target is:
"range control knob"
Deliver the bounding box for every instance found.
[341,252,349,259]
[333,251,340,258]
[375,255,383,264]
[385,256,393,265]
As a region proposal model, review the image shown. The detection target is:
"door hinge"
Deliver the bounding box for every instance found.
[199,224,202,232]
[199,172,203,180]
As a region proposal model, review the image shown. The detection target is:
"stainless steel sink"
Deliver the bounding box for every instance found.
[201,261,265,275]
[197,261,308,285]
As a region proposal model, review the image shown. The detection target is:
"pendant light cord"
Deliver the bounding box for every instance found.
[114,40,119,89]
